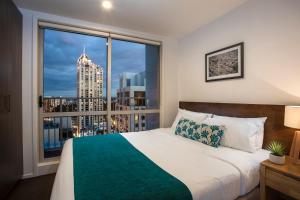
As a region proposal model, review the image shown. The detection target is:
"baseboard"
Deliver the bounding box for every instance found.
[22,172,34,179]
[37,160,59,176]
[22,160,59,179]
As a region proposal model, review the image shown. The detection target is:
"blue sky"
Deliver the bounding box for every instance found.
[43,29,145,97]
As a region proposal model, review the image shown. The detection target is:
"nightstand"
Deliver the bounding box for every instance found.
[260,156,300,200]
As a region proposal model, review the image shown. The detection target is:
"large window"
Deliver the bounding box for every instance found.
[111,39,160,132]
[39,24,160,159]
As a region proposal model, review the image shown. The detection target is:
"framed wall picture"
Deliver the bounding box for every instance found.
[205,42,244,82]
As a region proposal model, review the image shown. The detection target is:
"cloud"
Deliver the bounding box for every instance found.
[43,29,147,97]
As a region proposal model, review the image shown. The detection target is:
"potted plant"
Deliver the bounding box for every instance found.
[267,141,286,165]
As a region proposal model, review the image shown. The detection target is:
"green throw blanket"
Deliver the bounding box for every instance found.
[73,134,192,200]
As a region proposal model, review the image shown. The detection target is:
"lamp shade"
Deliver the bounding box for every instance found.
[284,106,300,129]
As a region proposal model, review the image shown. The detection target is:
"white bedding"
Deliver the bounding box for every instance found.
[51,128,269,200]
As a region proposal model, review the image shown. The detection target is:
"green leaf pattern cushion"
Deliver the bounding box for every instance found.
[175,118,225,147]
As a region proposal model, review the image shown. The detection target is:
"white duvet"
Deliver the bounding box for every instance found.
[51,128,269,200]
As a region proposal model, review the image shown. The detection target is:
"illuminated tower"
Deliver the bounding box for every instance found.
[77,49,104,135]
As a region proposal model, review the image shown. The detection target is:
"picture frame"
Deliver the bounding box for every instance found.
[205,42,244,82]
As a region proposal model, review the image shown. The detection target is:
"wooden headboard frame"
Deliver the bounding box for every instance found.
[179,101,295,154]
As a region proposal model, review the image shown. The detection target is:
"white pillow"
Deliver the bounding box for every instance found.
[171,109,212,131]
[208,115,267,153]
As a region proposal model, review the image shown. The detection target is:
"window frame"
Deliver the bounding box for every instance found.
[38,22,161,162]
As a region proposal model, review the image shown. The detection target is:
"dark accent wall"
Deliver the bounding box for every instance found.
[0,0,23,199]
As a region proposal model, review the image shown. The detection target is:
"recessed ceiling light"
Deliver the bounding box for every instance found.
[102,1,113,10]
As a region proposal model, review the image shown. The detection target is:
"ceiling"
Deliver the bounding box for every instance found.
[13,0,248,37]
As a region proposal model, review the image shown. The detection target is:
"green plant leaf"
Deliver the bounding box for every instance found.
[266,141,285,156]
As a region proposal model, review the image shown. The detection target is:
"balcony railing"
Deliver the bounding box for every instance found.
[42,97,159,158]
[43,97,155,112]
[43,113,159,158]
[111,97,148,111]
[43,115,108,158]
[43,97,107,112]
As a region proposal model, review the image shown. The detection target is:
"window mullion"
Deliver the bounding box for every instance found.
[107,37,112,132]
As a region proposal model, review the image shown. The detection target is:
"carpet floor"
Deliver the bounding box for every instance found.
[4,173,294,200]
[6,174,56,200]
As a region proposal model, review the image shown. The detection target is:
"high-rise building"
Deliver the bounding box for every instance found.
[113,72,146,132]
[77,50,104,135]
[117,72,146,109]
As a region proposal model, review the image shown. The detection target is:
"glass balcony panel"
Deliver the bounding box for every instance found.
[43,115,108,158]
[110,113,159,133]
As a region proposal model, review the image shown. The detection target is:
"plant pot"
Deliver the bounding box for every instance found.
[269,153,285,165]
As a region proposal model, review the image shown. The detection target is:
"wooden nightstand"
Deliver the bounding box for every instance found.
[260,156,300,200]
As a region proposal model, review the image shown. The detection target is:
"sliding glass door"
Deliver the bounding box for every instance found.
[111,39,160,133]
[38,25,160,160]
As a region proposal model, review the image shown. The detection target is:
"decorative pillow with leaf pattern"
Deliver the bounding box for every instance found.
[175,118,225,147]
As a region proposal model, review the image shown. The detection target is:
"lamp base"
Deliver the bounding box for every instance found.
[290,131,300,165]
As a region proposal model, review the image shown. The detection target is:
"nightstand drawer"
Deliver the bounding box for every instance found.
[265,168,300,199]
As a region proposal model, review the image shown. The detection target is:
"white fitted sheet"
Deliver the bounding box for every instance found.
[51,128,269,200]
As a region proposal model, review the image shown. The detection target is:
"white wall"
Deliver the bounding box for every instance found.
[21,9,179,177]
[162,40,179,126]
[22,0,300,178]
[178,0,300,105]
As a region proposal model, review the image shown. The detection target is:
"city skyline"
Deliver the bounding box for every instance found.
[43,28,146,97]
[42,29,160,156]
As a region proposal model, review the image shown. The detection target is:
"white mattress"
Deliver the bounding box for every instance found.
[51,128,269,200]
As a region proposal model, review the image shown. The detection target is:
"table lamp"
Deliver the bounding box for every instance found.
[284,106,300,164]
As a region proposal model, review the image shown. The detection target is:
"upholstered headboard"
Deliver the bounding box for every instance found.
[179,101,295,154]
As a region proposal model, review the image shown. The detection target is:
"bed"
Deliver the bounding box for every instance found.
[51,102,295,200]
